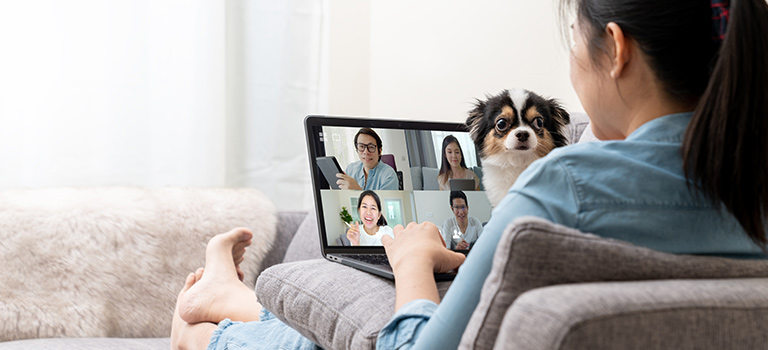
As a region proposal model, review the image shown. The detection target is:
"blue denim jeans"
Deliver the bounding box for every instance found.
[207,308,320,350]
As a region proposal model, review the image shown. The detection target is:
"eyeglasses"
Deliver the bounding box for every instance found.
[356,143,378,153]
[452,205,468,211]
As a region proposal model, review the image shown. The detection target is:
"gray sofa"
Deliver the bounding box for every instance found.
[258,216,768,350]
[4,113,768,349]
[2,187,768,350]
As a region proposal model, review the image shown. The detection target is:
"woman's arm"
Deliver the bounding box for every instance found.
[381,222,465,311]
[391,260,440,310]
[377,155,580,349]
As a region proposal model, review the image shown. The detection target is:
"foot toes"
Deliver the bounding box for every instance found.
[208,228,253,253]
[237,267,245,282]
[226,227,253,243]
[182,273,195,292]
[233,247,246,262]
[236,228,253,241]
[195,267,205,282]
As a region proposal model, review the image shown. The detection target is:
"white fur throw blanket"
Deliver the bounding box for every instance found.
[0,187,277,342]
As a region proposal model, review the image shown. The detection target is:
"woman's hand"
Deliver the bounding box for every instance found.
[382,222,466,310]
[336,173,362,190]
[346,221,360,245]
[382,222,466,274]
[456,239,469,250]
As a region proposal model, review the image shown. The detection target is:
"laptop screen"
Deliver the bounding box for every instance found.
[305,116,492,254]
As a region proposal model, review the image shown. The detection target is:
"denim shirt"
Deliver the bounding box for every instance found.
[377,112,765,349]
[346,160,398,191]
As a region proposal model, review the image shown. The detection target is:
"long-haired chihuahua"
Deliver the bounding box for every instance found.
[467,88,570,206]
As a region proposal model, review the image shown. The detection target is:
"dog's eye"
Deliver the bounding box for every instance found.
[495,118,510,132]
[532,117,544,130]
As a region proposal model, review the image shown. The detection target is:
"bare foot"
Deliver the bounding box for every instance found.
[206,233,246,281]
[171,272,197,349]
[177,228,263,324]
[171,272,218,350]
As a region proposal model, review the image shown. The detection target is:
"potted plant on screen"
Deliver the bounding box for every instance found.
[340,207,353,228]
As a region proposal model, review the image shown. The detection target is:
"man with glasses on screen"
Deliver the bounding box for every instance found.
[336,128,398,191]
[441,190,483,250]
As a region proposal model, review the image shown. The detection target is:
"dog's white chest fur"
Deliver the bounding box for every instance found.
[481,152,541,207]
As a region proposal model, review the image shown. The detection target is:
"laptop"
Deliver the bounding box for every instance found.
[449,178,476,191]
[304,115,494,280]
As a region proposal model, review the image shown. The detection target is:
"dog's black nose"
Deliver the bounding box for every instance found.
[515,130,529,142]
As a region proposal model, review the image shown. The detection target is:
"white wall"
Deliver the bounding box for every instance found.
[327,0,582,122]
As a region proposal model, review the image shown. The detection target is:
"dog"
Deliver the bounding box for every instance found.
[467,88,570,207]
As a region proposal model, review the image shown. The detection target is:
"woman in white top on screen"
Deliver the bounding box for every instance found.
[336,128,398,191]
[441,191,483,250]
[347,190,395,246]
[437,135,479,191]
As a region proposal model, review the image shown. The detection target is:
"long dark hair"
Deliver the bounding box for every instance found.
[439,135,468,181]
[357,190,387,226]
[559,0,768,247]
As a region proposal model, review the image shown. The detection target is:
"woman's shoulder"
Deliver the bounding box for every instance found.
[537,140,635,174]
[511,141,620,194]
[549,139,616,158]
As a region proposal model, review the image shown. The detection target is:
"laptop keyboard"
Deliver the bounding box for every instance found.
[341,254,390,266]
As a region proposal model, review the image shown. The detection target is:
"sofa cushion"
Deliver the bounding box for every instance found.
[0,187,277,342]
[256,259,451,349]
[262,211,310,268]
[281,210,324,263]
[459,216,768,350]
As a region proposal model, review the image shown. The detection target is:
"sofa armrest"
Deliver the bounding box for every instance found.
[460,217,768,349]
[496,278,768,350]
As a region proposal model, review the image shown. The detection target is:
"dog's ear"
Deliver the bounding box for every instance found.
[548,100,570,126]
[548,100,571,147]
[466,98,487,144]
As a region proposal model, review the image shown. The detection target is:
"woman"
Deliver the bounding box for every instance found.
[437,135,480,191]
[379,0,768,347]
[441,190,483,250]
[336,128,398,191]
[171,0,768,349]
[346,190,394,246]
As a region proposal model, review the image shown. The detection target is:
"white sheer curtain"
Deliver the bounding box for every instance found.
[226,0,326,210]
[0,0,325,210]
